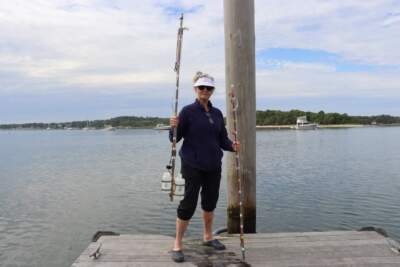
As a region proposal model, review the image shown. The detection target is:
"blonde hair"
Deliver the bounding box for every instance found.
[192,71,215,84]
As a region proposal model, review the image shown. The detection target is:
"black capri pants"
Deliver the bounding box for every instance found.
[177,161,222,221]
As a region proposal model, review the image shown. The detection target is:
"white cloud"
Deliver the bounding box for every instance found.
[382,13,400,29]
[255,0,400,65]
[0,0,227,92]
[257,62,400,98]
[0,0,399,119]
[69,71,170,86]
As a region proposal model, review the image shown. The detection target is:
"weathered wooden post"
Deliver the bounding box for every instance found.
[224,0,256,233]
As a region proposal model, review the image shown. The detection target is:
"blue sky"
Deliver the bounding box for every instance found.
[0,0,400,123]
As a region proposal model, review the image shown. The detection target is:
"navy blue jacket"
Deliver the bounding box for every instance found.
[169,99,234,171]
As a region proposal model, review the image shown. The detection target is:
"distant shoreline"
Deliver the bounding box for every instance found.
[256,124,400,129]
[256,124,363,130]
[2,109,400,130]
[3,124,400,131]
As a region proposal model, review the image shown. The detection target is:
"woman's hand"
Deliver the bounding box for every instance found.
[232,141,240,152]
[170,116,179,128]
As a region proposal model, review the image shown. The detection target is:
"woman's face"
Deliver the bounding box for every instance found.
[194,86,214,101]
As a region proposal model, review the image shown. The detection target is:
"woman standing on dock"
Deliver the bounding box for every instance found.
[169,71,239,263]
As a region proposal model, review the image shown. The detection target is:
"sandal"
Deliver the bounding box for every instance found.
[171,250,185,263]
[202,239,226,250]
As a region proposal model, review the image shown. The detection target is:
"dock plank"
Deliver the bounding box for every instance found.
[72,231,400,267]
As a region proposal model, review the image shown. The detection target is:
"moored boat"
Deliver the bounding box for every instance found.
[292,116,318,130]
[153,123,171,130]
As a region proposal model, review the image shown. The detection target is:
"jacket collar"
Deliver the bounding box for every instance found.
[194,99,213,111]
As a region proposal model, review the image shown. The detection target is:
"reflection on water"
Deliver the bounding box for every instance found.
[0,127,399,266]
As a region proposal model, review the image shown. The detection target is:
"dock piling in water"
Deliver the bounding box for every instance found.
[224,0,257,235]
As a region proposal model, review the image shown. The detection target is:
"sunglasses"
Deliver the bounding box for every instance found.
[197,86,214,91]
[205,112,214,124]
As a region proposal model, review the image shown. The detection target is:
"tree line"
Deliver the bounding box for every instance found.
[1,110,400,130]
[0,116,169,130]
[256,109,400,125]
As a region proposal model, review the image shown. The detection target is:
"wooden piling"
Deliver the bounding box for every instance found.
[224,0,256,233]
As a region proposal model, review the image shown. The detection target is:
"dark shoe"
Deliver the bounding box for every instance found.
[202,239,226,250]
[171,250,185,263]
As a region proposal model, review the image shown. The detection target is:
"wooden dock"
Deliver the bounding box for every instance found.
[71,230,400,266]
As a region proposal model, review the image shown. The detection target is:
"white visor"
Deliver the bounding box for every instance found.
[193,77,215,88]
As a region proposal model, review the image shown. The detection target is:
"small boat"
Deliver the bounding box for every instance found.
[292,116,318,130]
[102,125,116,131]
[153,123,171,130]
[82,121,95,131]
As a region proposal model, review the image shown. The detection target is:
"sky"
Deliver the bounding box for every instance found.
[1,0,400,123]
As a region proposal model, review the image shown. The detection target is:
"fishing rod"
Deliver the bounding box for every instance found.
[229,85,246,261]
[166,14,188,201]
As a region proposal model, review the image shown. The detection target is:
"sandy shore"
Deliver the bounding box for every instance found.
[318,124,364,128]
[256,125,292,129]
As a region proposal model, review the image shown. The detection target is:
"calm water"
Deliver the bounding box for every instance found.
[0,128,399,266]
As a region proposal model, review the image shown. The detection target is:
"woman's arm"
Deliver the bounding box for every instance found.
[219,113,235,152]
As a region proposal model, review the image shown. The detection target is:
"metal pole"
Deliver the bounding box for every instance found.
[224,0,256,233]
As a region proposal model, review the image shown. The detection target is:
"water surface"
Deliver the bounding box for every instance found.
[0,127,399,266]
